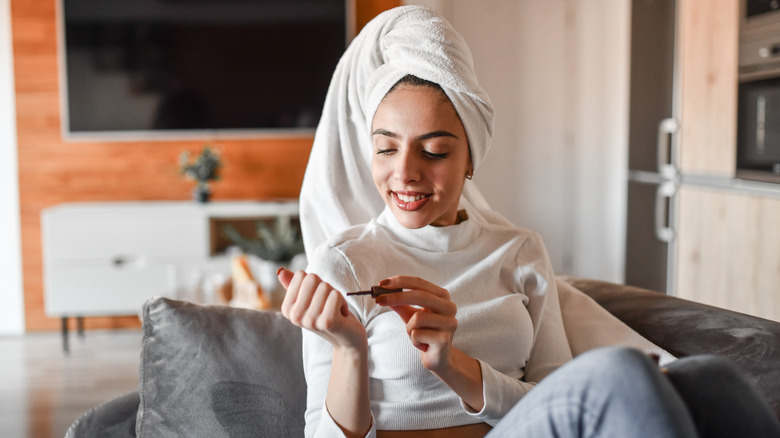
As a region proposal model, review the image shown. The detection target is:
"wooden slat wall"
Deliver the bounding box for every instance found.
[11,0,399,331]
[356,0,403,31]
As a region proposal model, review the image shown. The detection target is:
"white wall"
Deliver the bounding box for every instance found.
[406,0,629,282]
[568,0,629,282]
[1,0,25,334]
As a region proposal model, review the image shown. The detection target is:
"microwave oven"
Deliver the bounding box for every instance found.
[737,0,780,183]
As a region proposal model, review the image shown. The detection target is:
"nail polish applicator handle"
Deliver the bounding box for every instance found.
[347,286,403,298]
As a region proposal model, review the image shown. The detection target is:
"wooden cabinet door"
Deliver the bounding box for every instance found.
[676,186,780,321]
[676,0,738,176]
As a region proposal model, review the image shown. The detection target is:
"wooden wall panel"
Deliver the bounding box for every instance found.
[11,0,400,331]
[356,0,402,31]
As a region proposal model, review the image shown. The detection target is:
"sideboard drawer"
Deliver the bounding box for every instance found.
[43,216,205,261]
[44,263,177,316]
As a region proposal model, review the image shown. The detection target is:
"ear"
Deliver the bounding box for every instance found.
[466,148,474,178]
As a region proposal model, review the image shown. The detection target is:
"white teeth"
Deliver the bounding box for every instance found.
[397,193,425,203]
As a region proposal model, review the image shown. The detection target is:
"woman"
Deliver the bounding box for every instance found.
[279,73,570,437]
[277,6,779,438]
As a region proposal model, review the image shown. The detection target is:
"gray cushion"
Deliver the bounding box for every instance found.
[135,298,306,438]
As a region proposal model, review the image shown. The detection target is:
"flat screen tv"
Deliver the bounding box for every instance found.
[58,0,350,140]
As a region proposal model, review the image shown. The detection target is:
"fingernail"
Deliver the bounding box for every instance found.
[648,353,660,365]
[276,267,285,276]
[375,296,387,304]
[379,279,390,286]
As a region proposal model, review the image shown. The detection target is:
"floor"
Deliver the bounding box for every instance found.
[0,329,142,438]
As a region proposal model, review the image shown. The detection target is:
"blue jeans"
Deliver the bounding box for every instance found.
[487,347,780,438]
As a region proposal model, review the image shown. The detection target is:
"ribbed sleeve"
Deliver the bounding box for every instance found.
[311,402,377,438]
[461,360,536,426]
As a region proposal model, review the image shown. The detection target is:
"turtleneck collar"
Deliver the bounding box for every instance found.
[375,206,481,253]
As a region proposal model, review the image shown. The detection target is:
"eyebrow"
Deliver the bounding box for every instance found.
[371,129,459,142]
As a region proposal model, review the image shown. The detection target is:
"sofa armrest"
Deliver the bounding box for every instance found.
[561,276,780,419]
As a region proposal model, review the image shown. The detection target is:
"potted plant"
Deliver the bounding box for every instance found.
[222,216,304,263]
[179,144,221,202]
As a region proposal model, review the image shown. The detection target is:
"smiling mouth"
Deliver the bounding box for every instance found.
[392,191,431,211]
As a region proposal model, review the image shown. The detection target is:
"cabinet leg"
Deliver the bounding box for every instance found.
[77,316,85,339]
[61,317,69,354]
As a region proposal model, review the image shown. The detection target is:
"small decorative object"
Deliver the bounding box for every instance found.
[179,144,221,203]
[229,254,271,310]
[215,276,234,306]
[222,216,306,307]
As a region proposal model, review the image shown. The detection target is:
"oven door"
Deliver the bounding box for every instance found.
[737,76,780,182]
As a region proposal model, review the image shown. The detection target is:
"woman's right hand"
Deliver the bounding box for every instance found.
[277,268,367,352]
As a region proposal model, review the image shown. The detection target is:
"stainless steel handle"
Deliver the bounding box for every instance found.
[757,95,766,155]
[112,255,145,269]
[654,182,676,243]
[657,118,679,177]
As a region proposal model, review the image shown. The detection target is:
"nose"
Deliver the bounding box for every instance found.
[394,149,421,183]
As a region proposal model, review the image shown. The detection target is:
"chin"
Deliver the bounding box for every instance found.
[399,221,428,230]
[390,210,429,229]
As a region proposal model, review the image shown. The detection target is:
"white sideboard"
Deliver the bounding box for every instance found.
[41,200,299,323]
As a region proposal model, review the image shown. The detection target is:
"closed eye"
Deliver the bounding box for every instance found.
[423,151,448,160]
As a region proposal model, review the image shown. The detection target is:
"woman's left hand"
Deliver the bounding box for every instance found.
[374,276,458,372]
[377,275,485,411]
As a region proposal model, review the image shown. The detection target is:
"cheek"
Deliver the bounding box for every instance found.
[371,159,388,190]
[445,174,466,198]
[432,164,467,193]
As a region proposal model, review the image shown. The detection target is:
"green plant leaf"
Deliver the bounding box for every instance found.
[221,216,303,262]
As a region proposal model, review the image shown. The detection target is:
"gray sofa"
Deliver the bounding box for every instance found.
[66,277,780,437]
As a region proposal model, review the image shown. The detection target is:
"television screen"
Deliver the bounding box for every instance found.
[60,0,348,138]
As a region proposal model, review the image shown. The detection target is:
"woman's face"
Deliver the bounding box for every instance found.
[371,84,472,228]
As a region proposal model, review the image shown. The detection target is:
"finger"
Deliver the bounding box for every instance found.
[281,270,306,318]
[408,329,431,352]
[277,267,294,289]
[380,276,449,299]
[406,311,457,334]
[410,328,450,352]
[288,273,323,323]
[318,290,346,330]
[302,282,332,328]
[378,290,456,316]
[387,304,420,324]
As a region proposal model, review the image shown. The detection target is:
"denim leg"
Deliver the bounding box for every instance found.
[487,346,697,438]
[664,355,780,438]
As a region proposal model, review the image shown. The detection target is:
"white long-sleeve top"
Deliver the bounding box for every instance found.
[303,207,572,437]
